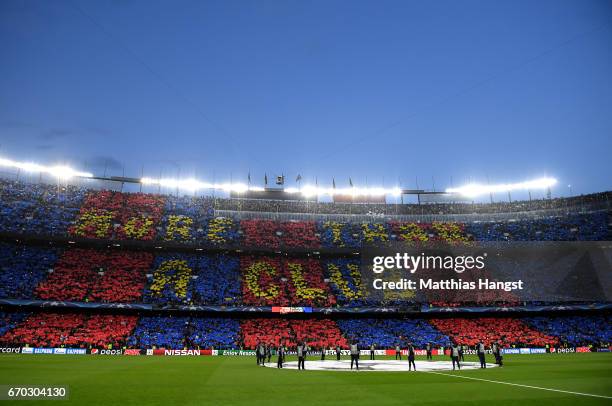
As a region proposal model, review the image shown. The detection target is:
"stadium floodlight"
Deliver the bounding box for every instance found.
[0,157,93,179]
[445,177,557,197]
[142,177,260,194]
[142,172,410,196]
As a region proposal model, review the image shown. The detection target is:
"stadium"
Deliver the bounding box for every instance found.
[1,0,611,405]
[0,166,610,404]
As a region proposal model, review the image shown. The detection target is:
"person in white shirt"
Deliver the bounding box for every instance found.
[350,341,360,370]
[451,344,461,370]
[297,342,306,370]
[477,340,487,368]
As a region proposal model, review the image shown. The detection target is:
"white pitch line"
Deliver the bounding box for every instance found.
[424,371,612,399]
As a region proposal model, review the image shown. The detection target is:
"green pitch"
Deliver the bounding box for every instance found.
[1,353,610,405]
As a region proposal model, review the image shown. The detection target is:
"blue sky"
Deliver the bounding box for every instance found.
[1,0,611,199]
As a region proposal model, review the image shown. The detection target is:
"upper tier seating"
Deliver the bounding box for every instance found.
[70,191,165,240]
[0,180,608,246]
[0,181,84,235]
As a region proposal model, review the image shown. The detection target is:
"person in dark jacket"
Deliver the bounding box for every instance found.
[407,342,416,371]
[277,345,284,368]
[255,341,262,365]
[426,342,433,360]
[266,344,272,363]
[336,345,341,361]
[493,341,503,367]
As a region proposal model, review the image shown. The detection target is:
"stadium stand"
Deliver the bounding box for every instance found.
[241,256,335,307]
[0,311,28,338]
[0,179,610,351]
[429,318,559,347]
[35,249,152,302]
[336,319,450,347]
[2,312,137,348]
[142,253,241,305]
[129,316,242,350]
[322,258,367,306]
[0,180,84,235]
[0,312,610,349]
[0,242,58,299]
[524,315,612,347]
[187,318,241,349]
[240,318,348,349]
[466,212,609,241]
[70,190,165,240]
[128,316,189,349]
[208,190,612,215]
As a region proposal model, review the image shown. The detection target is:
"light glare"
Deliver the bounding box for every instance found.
[0,157,93,179]
[446,177,557,197]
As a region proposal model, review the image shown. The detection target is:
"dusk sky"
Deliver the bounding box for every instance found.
[1,0,611,199]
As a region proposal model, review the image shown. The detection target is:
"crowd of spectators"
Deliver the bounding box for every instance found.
[0,311,28,337]
[70,191,165,240]
[241,256,335,307]
[1,312,137,348]
[524,315,611,347]
[1,312,609,349]
[240,318,347,349]
[429,317,559,347]
[35,249,152,302]
[128,316,188,349]
[1,179,608,249]
[323,258,366,306]
[127,316,241,349]
[0,180,85,235]
[336,318,449,348]
[466,212,609,241]
[142,253,241,306]
[0,243,58,299]
[187,317,241,349]
[211,191,612,215]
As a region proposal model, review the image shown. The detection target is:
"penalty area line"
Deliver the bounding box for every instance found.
[423,371,612,399]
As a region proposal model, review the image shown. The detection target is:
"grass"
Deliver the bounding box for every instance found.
[0,353,610,405]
